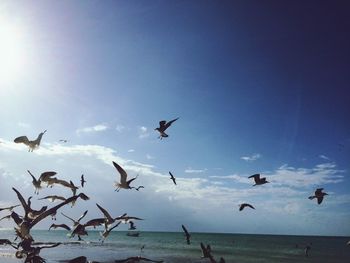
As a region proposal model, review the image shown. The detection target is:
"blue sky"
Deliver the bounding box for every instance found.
[0,1,349,236]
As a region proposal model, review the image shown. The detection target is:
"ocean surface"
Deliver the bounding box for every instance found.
[0,230,349,263]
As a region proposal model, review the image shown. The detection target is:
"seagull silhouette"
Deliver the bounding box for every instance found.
[14,130,47,152]
[80,174,86,188]
[308,188,328,204]
[248,174,269,186]
[155,118,179,139]
[113,161,141,192]
[169,172,177,185]
[181,224,191,245]
[239,203,255,211]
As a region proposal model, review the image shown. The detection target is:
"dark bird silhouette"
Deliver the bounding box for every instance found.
[248,174,269,186]
[80,174,86,188]
[49,224,71,231]
[308,188,328,204]
[135,186,144,191]
[129,221,136,230]
[27,170,57,194]
[114,256,164,263]
[155,118,179,139]
[59,139,68,143]
[239,203,255,211]
[181,224,191,245]
[38,195,66,202]
[0,204,20,212]
[169,172,177,185]
[113,161,140,191]
[61,210,88,228]
[14,130,47,152]
[200,242,214,259]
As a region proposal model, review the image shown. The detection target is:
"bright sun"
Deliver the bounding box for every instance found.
[0,22,25,82]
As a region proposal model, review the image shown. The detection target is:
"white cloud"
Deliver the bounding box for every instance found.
[17,122,30,128]
[138,126,150,139]
[184,168,207,174]
[76,124,108,135]
[127,149,135,153]
[115,125,125,132]
[240,153,262,162]
[319,154,330,160]
[146,154,154,160]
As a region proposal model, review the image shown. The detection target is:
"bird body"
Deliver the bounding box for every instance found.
[113,161,141,191]
[239,203,255,211]
[14,130,47,152]
[169,172,177,185]
[308,188,328,204]
[248,174,269,186]
[155,118,179,139]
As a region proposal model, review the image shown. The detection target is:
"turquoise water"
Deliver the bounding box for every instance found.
[0,230,349,262]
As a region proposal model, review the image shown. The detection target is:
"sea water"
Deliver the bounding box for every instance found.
[0,230,349,262]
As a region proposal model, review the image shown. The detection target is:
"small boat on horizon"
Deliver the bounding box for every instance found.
[126,232,140,237]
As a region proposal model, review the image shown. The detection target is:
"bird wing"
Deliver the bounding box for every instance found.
[30,194,86,229]
[109,221,122,232]
[0,215,11,221]
[246,203,255,209]
[77,210,88,223]
[49,224,71,231]
[12,188,29,215]
[159,120,167,128]
[182,224,190,236]
[165,117,179,130]
[96,203,114,223]
[317,196,324,204]
[27,170,38,183]
[14,136,29,145]
[248,174,260,183]
[61,212,76,223]
[39,171,57,181]
[113,161,128,184]
[84,218,105,228]
[169,172,176,185]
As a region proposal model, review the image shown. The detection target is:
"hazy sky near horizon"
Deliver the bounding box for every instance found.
[0,1,349,236]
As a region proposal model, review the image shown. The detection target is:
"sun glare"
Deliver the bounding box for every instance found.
[0,22,25,82]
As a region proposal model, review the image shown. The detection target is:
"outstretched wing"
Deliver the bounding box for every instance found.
[246,203,255,210]
[84,218,105,228]
[12,188,29,216]
[248,174,260,183]
[159,120,167,128]
[113,161,128,184]
[169,172,176,185]
[49,224,71,231]
[39,171,57,182]
[96,203,113,223]
[61,212,76,223]
[14,136,29,145]
[165,117,179,130]
[317,196,324,204]
[77,210,88,223]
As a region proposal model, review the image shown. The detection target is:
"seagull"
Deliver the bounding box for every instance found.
[308,188,328,204]
[114,256,164,263]
[80,174,86,188]
[0,204,20,212]
[113,161,141,192]
[248,174,269,186]
[169,172,177,185]
[200,242,214,259]
[181,224,191,245]
[38,195,66,202]
[61,210,88,228]
[155,118,179,139]
[100,221,121,243]
[59,139,68,143]
[239,203,255,211]
[27,170,57,194]
[14,130,47,152]
[49,224,71,231]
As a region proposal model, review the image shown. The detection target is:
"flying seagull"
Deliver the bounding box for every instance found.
[239,203,255,211]
[113,161,142,192]
[169,172,177,185]
[181,224,191,245]
[80,174,86,188]
[59,139,68,143]
[308,188,328,204]
[38,195,66,203]
[27,170,57,194]
[248,174,269,186]
[14,130,47,152]
[155,118,179,139]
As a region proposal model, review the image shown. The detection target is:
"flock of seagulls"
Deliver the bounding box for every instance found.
[0,117,337,263]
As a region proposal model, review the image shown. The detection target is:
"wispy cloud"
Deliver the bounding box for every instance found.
[76,124,108,135]
[184,168,207,174]
[146,154,154,160]
[240,153,262,162]
[128,149,135,153]
[319,154,330,161]
[138,126,150,139]
[115,125,125,133]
